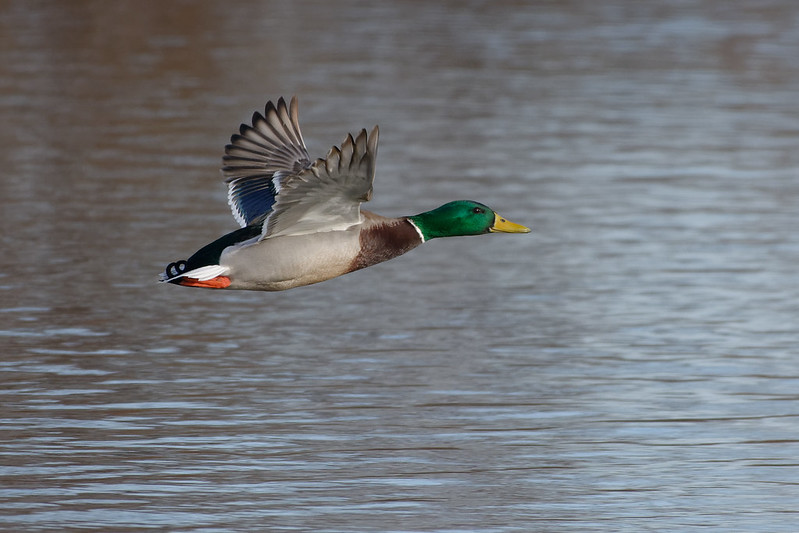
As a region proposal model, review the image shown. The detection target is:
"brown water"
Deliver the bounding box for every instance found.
[2,1,798,531]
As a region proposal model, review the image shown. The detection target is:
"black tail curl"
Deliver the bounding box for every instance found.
[161,223,263,284]
[164,260,188,283]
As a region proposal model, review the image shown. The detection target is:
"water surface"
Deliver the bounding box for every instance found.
[1,1,798,531]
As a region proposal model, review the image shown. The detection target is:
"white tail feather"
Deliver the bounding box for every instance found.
[159,265,229,283]
[181,265,229,281]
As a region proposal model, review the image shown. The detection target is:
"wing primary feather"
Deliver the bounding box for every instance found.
[275,96,302,149]
[262,100,296,149]
[222,97,311,226]
[251,110,291,150]
[288,96,306,152]
[339,133,354,172]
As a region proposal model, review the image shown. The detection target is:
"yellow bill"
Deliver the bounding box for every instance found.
[489,212,531,233]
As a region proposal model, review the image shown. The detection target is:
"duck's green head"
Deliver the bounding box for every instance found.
[408,200,530,242]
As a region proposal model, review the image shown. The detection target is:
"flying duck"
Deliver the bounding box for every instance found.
[161,97,530,290]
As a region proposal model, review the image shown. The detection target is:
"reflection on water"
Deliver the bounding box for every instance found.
[2,1,799,531]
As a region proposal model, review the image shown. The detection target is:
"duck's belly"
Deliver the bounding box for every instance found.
[219,228,361,291]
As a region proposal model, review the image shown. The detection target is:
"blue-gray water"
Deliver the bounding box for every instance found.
[1,1,798,531]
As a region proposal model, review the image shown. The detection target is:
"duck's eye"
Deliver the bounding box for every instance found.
[472,207,484,214]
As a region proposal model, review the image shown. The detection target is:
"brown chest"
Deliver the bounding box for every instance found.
[349,218,422,272]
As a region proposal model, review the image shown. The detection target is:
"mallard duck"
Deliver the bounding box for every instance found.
[161,97,530,291]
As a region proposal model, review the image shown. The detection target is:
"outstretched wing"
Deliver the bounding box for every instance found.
[261,126,379,239]
[222,96,311,227]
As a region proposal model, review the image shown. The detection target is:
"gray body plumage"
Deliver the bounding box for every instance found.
[219,210,422,291]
